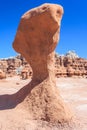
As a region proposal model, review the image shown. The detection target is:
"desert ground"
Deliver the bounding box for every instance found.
[0,76,87,130]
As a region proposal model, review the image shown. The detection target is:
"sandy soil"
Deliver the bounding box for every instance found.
[0,76,87,130]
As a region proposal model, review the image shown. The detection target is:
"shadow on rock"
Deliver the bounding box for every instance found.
[0,79,40,110]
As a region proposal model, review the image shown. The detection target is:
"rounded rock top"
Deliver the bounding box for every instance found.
[22,3,64,19]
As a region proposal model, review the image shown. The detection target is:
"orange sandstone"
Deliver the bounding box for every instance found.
[13,3,72,124]
[0,69,6,79]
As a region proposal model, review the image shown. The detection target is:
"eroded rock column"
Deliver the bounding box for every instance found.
[13,3,72,124]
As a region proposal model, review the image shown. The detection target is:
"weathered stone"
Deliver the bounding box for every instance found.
[0,69,6,79]
[13,3,72,124]
[55,56,87,77]
[21,64,32,79]
[0,54,87,78]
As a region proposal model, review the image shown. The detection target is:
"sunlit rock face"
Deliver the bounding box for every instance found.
[13,3,72,124]
[0,69,6,79]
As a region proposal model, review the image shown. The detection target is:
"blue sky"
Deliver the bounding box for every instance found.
[0,0,87,58]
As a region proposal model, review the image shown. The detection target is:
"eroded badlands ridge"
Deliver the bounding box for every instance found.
[0,54,87,78]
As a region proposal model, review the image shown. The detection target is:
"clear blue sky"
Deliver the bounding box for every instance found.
[0,0,87,58]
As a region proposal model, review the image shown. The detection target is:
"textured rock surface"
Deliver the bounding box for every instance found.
[0,69,6,79]
[13,3,72,124]
[0,56,32,78]
[55,56,87,77]
[0,55,87,78]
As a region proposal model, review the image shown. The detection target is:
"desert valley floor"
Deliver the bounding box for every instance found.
[0,77,87,130]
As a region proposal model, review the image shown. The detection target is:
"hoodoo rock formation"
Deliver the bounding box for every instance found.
[0,55,87,78]
[13,4,72,124]
[55,56,87,77]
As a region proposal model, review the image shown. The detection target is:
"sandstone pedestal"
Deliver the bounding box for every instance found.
[13,3,72,124]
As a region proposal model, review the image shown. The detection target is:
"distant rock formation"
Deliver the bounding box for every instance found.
[0,53,87,78]
[65,50,79,58]
[0,56,32,78]
[55,54,87,77]
[0,69,6,79]
[13,3,72,124]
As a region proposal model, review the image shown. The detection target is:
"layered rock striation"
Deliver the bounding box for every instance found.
[0,54,87,79]
[55,56,87,77]
[0,56,32,78]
